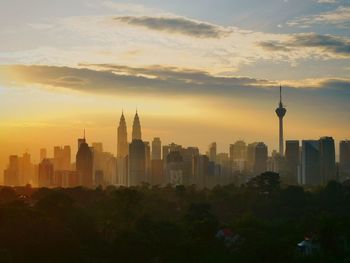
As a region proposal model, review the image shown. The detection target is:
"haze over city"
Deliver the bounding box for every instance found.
[1,0,350,176]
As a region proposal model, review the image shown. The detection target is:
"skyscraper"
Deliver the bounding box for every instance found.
[275,86,287,156]
[76,136,93,188]
[340,140,350,181]
[208,142,217,163]
[254,142,268,175]
[3,155,20,186]
[38,159,54,187]
[229,140,247,160]
[152,137,162,160]
[285,140,300,184]
[128,139,146,186]
[117,111,128,158]
[300,140,320,185]
[319,136,336,184]
[132,111,142,141]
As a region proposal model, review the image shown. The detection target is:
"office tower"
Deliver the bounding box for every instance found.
[229,140,247,160]
[230,140,247,173]
[254,142,268,175]
[162,143,182,160]
[275,86,287,156]
[117,157,128,186]
[132,111,142,141]
[78,138,85,149]
[319,136,336,184]
[54,146,63,171]
[144,141,151,183]
[300,140,320,186]
[20,152,32,185]
[152,137,162,160]
[105,156,117,185]
[285,140,300,184]
[76,137,93,188]
[192,155,209,188]
[128,139,146,186]
[208,142,217,163]
[340,140,350,181]
[247,142,258,173]
[38,159,54,187]
[40,148,47,162]
[166,151,184,186]
[3,155,20,186]
[117,112,128,158]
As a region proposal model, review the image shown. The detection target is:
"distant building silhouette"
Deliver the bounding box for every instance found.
[319,136,336,184]
[132,111,142,141]
[340,140,350,181]
[117,111,128,158]
[275,86,287,156]
[208,142,217,163]
[38,158,54,187]
[254,142,268,175]
[151,137,162,160]
[3,155,20,186]
[285,140,300,184]
[166,151,184,186]
[76,136,93,188]
[300,140,320,185]
[128,139,146,186]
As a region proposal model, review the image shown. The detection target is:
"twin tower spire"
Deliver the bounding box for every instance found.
[117,111,142,158]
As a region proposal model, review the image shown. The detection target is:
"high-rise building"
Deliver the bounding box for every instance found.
[38,159,54,187]
[229,140,247,160]
[254,142,268,175]
[319,137,336,184]
[76,137,93,188]
[132,111,142,141]
[192,155,209,188]
[144,141,151,183]
[208,142,217,163]
[3,155,20,186]
[247,142,258,173]
[275,86,287,156]
[151,137,162,160]
[340,140,350,181]
[166,151,184,186]
[300,140,320,186]
[162,143,182,160]
[53,146,71,171]
[20,152,33,185]
[285,140,300,184]
[117,112,128,158]
[128,139,146,186]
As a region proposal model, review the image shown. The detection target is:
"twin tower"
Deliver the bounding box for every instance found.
[117,111,142,159]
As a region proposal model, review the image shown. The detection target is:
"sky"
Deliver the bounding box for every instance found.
[0,0,349,173]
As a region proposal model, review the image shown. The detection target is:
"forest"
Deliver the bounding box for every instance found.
[0,172,349,263]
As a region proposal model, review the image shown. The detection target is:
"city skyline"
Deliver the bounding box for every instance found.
[0,0,350,176]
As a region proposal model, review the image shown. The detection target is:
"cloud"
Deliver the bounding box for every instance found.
[258,33,350,57]
[0,64,277,98]
[316,0,337,3]
[113,16,228,38]
[0,64,349,100]
[287,6,350,27]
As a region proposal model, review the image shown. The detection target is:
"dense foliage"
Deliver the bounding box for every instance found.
[0,172,350,263]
